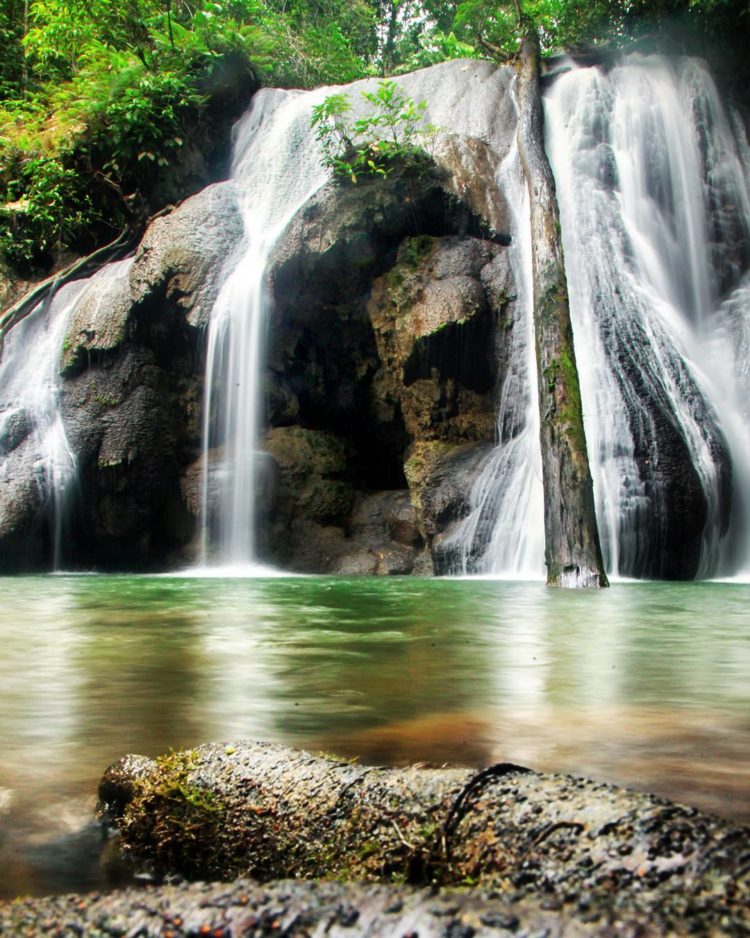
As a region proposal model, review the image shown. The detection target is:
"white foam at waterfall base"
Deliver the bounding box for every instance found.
[545,54,750,579]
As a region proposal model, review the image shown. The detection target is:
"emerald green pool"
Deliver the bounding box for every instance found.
[1,574,748,898]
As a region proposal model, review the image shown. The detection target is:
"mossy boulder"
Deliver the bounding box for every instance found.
[264,426,353,525]
[96,740,750,935]
[403,439,491,549]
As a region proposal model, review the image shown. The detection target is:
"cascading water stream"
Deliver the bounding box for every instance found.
[196,55,750,579]
[0,285,80,568]
[544,55,750,578]
[0,259,132,568]
[198,62,546,574]
[199,88,332,569]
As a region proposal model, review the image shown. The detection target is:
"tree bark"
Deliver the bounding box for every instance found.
[98,741,750,934]
[380,0,399,76]
[515,32,608,588]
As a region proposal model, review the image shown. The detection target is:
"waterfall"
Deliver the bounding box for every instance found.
[545,55,750,578]
[443,135,546,577]
[199,89,331,569]
[0,259,135,568]
[198,62,540,573]
[0,276,96,567]
[1,57,747,579]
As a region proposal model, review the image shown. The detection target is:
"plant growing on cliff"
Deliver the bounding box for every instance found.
[311,79,433,184]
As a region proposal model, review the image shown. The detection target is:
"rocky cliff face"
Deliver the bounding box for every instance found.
[0,63,521,573]
[259,161,517,574]
[0,183,244,570]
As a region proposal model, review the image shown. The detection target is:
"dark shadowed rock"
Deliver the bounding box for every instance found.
[367,235,507,446]
[337,490,424,574]
[265,425,354,529]
[404,440,493,544]
[260,166,516,574]
[60,342,198,568]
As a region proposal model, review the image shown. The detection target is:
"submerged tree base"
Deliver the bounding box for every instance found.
[515,32,608,589]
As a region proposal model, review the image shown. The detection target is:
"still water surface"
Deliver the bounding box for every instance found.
[1,574,748,899]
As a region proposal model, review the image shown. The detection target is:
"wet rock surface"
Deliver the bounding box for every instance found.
[0,58,734,577]
[0,138,518,573]
[367,235,505,447]
[59,312,202,569]
[404,440,493,569]
[0,442,48,567]
[128,182,245,330]
[0,183,245,571]
[612,327,733,580]
[60,262,134,375]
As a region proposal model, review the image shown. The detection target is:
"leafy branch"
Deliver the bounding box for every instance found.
[311,79,434,184]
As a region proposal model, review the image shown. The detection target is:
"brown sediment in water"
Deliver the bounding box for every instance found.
[317,705,750,824]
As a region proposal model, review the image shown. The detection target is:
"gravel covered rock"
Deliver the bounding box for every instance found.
[0,877,666,937]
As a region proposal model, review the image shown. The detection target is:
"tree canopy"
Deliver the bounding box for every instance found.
[0,0,747,272]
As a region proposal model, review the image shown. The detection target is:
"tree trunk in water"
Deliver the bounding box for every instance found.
[97,741,750,934]
[516,33,608,588]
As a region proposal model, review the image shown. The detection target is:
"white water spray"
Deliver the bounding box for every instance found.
[198,62,541,573]
[0,260,132,567]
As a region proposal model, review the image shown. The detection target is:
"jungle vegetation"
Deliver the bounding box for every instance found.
[0,0,747,272]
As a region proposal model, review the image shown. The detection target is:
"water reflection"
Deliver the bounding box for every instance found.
[0,575,748,898]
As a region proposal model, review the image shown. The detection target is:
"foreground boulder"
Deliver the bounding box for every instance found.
[98,741,750,934]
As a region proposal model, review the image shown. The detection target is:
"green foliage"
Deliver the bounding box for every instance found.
[311,79,432,184]
[451,0,750,60]
[0,155,93,266]
[0,0,747,270]
[311,92,355,177]
[394,28,479,72]
[0,0,25,99]
[95,70,196,172]
[0,0,267,270]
